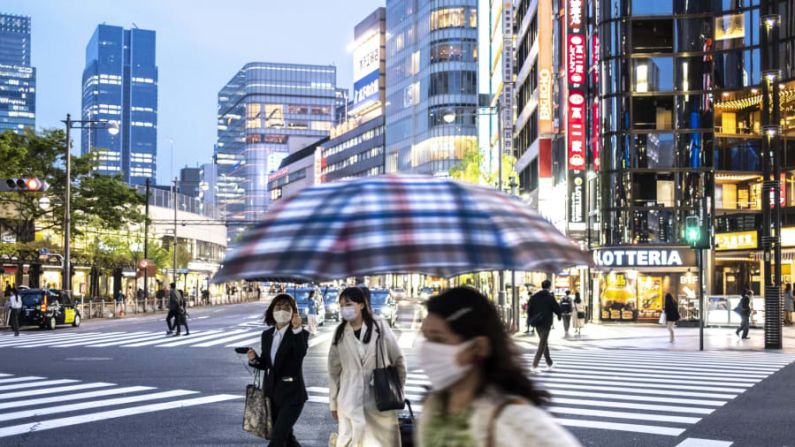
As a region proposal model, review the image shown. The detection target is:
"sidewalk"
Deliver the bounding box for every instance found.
[515,321,795,354]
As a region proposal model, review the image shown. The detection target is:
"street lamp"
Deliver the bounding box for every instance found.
[62,114,119,298]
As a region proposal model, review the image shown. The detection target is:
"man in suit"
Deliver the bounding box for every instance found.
[166,283,180,335]
[527,279,562,371]
[247,294,309,446]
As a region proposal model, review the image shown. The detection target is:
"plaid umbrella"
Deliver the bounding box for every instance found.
[212,175,591,283]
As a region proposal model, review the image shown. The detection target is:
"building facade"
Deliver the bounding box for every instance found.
[0,13,35,134]
[81,24,158,185]
[215,62,336,237]
[385,0,479,175]
[179,166,201,198]
[269,137,327,203]
[590,0,795,325]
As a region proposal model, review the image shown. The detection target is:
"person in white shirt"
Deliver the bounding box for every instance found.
[8,287,22,336]
[247,294,308,446]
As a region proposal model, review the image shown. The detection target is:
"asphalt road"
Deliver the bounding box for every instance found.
[1,300,794,447]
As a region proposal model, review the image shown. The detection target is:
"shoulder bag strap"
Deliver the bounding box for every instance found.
[374,321,385,368]
[487,398,526,447]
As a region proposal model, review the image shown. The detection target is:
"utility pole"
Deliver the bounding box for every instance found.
[173,177,178,287]
[63,114,72,297]
[143,178,150,298]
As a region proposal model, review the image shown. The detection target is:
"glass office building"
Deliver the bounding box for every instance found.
[0,13,35,134]
[385,0,479,175]
[215,62,336,237]
[81,24,158,185]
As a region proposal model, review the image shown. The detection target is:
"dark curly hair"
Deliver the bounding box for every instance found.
[264,293,298,326]
[426,287,549,406]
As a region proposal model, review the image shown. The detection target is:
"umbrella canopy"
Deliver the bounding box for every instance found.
[213,175,591,283]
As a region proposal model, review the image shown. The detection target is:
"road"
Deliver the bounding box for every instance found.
[0,299,793,446]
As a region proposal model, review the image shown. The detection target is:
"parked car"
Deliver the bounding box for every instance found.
[322,287,340,321]
[390,288,406,301]
[289,287,325,326]
[419,287,435,301]
[18,288,81,330]
[370,289,398,327]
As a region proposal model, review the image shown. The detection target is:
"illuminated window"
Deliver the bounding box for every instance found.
[431,8,466,30]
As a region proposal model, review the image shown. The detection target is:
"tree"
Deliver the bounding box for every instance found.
[0,128,145,245]
[449,145,519,191]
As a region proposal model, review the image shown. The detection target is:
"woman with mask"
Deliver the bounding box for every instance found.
[247,294,309,446]
[417,287,580,447]
[328,287,406,446]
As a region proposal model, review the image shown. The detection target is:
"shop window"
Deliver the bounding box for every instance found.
[633,132,675,168]
[631,19,674,53]
[676,95,713,130]
[714,49,760,90]
[633,57,673,92]
[676,18,711,52]
[714,138,761,171]
[428,71,477,97]
[675,57,709,93]
[430,8,466,31]
[716,108,760,136]
[632,96,674,130]
[430,40,477,64]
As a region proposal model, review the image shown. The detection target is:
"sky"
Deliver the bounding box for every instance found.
[3,0,382,184]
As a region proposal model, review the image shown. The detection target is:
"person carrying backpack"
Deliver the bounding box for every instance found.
[559,291,573,336]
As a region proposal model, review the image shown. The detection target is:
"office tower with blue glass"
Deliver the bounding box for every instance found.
[0,13,35,134]
[385,1,478,175]
[81,24,158,185]
[215,62,336,237]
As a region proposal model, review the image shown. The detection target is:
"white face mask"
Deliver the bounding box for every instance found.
[340,305,359,321]
[419,340,474,391]
[273,310,292,325]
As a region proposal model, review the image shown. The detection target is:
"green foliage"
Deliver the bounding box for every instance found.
[449,144,519,192]
[167,241,193,269]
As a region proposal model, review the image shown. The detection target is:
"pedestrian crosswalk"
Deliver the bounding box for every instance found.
[0,372,241,439]
[304,349,795,439]
[0,327,337,350]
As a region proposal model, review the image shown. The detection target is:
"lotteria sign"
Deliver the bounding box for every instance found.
[593,248,696,268]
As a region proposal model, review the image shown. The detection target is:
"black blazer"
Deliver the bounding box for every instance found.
[528,290,562,329]
[250,326,309,407]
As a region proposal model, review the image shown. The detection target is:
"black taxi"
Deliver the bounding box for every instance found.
[19,288,81,330]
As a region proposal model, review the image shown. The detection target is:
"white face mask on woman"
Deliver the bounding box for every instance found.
[273,310,292,325]
[340,305,359,321]
[418,339,474,390]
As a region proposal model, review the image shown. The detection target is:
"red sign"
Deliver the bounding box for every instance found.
[567,34,586,85]
[567,90,586,171]
[592,34,600,171]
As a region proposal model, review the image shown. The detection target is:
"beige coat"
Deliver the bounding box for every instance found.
[573,300,586,329]
[418,387,582,447]
[328,318,406,447]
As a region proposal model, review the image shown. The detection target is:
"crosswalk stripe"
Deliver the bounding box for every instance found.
[152,330,230,347]
[0,333,87,347]
[305,386,422,402]
[551,397,715,415]
[121,331,208,347]
[0,377,45,385]
[535,376,747,393]
[0,333,71,344]
[556,417,686,436]
[27,332,131,348]
[545,351,795,366]
[548,360,772,377]
[53,332,152,347]
[13,333,125,348]
[0,389,199,422]
[543,353,787,372]
[0,394,243,438]
[193,331,262,347]
[538,381,736,399]
[532,365,763,383]
[0,386,156,411]
[546,389,726,406]
[0,379,78,392]
[85,332,172,347]
[0,382,114,401]
[225,336,262,348]
[546,406,701,424]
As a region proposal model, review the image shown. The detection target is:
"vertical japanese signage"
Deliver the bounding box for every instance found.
[591,34,600,171]
[567,0,586,228]
[501,2,514,156]
[538,0,554,135]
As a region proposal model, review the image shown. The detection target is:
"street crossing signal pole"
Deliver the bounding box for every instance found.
[685,209,709,351]
[172,178,178,286]
[143,178,150,299]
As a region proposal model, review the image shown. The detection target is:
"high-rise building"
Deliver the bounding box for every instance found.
[215,62,336,237]
[385,0,479,175]
[0,13,35,134]
[179,166,201,198]
[81,24,158,185]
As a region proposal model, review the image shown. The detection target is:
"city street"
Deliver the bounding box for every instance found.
[0,299,794,447]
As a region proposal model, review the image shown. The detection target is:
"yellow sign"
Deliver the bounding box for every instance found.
[715,231,757,251]
[64,308,75,324]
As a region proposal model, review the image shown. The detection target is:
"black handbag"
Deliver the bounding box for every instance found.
[576,311,586,319]
[243,369,273,439]
[372,323,405,411]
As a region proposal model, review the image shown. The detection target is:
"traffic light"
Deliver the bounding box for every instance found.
[0,177,49,192]
[685,215,710,249]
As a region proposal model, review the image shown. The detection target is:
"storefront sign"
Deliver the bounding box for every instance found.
[593,248,696,268]
[537,0,554,135]
[567,34,586,85]
[568,171,585,225]
[566,0,586,173]
[591,34,600,171]
[501,1,514,154]
[567,90,586,170]
[715,231,758,251]
[538,68,552,120]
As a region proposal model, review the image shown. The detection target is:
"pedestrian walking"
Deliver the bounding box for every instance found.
[166,283,180,335]
[173,288,190,336]
[735,290,752,339]
[560,290,573,336]
[784,283,794,326]
[527,280,561,372]
[115,289,125,317]
[306,290,318,335]
[664,293,680,342]
[8,287,21,336]
[328,287,405,447]
[247,293,309,446]
[416,287,581,447]
[572,292,585,336]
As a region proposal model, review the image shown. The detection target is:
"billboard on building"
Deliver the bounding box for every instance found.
[566,0,587,230]
[352,32,381,110]
[538,0,554,135]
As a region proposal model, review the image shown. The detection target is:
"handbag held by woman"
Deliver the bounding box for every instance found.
[372,323,405,411]
[243,369,273,439]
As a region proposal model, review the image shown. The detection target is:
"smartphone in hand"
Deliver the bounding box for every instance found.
[234,347,251,354]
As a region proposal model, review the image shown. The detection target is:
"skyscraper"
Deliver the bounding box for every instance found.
[215,62,336,237]
[385,0,479,175]
[81,24,158,185]
[0,13,35,134]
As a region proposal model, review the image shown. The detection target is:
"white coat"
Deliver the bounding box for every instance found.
[573,300,585,329]
[328,318,406,447]
[417,387,582,447]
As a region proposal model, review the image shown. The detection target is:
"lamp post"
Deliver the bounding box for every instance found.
[61,114,119,298]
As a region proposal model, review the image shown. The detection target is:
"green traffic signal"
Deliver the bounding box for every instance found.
[685,215,702,247]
